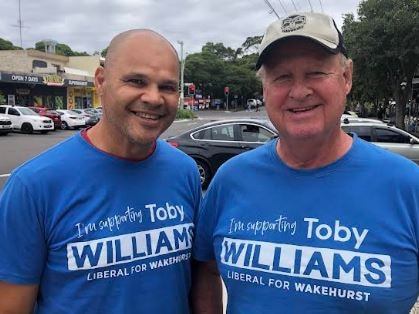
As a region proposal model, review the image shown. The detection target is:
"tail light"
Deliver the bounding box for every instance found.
[168,141,179,148]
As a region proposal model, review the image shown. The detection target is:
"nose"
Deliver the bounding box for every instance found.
[288,79,313,100]
[140,84,163,105]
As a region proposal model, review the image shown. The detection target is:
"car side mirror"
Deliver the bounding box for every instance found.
[410,138,419,145]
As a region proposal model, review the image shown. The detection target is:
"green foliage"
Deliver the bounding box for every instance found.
[101,47,108,57]
[343,0,419,128]
[241,36,263,53]
[176,108,197,119]
[0,38,22,50]
[0,92,5,105]
[35,41,90,56]
[184,39,262,106]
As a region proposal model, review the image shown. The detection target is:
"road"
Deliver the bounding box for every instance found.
[0,108,268,190]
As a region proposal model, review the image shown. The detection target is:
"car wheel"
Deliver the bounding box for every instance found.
[61,121,69,130]
[195,159,211,189]
[21,123,33,134]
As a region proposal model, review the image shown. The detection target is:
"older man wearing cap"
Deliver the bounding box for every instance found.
[191,12,419,313]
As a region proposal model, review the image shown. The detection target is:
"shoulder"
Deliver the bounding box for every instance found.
[352,137,419,182]
[12,133,83,178]
[156,139,197,167]
[210,139,276,182]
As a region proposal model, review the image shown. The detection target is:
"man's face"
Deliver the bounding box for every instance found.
[262,39,352,142]
[95,34,179,148]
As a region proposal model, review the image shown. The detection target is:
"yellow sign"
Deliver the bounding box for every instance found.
[43,75,64,86]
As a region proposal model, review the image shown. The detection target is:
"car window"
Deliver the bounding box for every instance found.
[19,107,37,115]
[0,107,5,114]
[374,127,411,143]
[192,125,234,141]
[343,125,372,141]
[210,125,235,141]
[8,108,20,116]
[240,124,273,142]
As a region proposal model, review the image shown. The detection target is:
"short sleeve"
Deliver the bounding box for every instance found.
[0,173,46,284]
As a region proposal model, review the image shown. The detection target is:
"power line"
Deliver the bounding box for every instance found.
[264,0,281,19]
[318,0,324,12]
[277,0,288,15]
[307,0,313,12]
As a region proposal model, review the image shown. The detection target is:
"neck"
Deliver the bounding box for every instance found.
[87,122,155,160]
[277,130,352,169]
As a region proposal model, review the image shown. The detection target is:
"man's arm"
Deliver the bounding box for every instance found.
[0,281,38,314]
[191,260,223,314]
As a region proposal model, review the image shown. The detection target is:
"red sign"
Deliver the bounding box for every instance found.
[224,86,229,95]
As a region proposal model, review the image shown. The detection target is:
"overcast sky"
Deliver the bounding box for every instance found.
[1,0,360,56]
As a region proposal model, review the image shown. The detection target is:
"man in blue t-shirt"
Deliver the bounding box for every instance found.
[0,29,201,313]
[191,12,419,313]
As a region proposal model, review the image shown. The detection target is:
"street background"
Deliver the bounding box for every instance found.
[0,108,268,190]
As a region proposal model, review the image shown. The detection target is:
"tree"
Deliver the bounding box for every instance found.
[343,0,419,128]
[241,36,263,54]
[184,41,262,104]
[201,42,236,61]
[101,47,108,57]
[35,41,90,56]
[0,38,22,50]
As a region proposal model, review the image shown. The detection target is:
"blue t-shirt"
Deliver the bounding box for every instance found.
[194,136,419,313]
[0,133,201,314]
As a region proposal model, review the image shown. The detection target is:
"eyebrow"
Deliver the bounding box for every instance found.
[122,73,178,86]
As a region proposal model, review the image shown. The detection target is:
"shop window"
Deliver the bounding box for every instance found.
[32,60,47,68]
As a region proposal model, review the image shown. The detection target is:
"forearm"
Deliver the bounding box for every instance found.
[0,281,38,314]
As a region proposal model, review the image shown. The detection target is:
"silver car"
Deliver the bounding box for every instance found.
[341,121,419,164]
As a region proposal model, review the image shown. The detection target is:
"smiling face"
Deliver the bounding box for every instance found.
[94,31,179,156]
[261,38,352,143]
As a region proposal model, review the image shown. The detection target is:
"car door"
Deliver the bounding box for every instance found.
[6,107,22,129]
[372,126,419,164]
[237,123,276,150]
[341,125,373,141]
[192,123,242,170]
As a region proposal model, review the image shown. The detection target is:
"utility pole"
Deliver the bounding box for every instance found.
[12,0,25,47]
[177,40,185,109]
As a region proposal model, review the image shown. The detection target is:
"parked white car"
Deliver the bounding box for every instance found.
[56,109,86,130]
[0,105,53,134]
[246,99,262,110]
[0,115,12,135]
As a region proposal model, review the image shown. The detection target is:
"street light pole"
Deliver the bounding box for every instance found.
[177,40,185,109]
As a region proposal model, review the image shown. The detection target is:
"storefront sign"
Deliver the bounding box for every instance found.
[64,79,94,87]
[43,74,64,86]
[0,72,44,84]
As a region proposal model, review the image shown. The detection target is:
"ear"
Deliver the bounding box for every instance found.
[343,59,353,96]
[94,66,105,96]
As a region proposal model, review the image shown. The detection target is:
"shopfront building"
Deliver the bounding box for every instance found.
[0,71,95,109]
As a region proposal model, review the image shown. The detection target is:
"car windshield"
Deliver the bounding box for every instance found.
[68,110,80,115]
[19,107,38,115]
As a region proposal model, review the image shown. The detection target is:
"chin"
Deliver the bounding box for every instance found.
[286,127,324,140]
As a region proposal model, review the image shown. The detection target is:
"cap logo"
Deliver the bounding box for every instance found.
[281,15,306,33]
